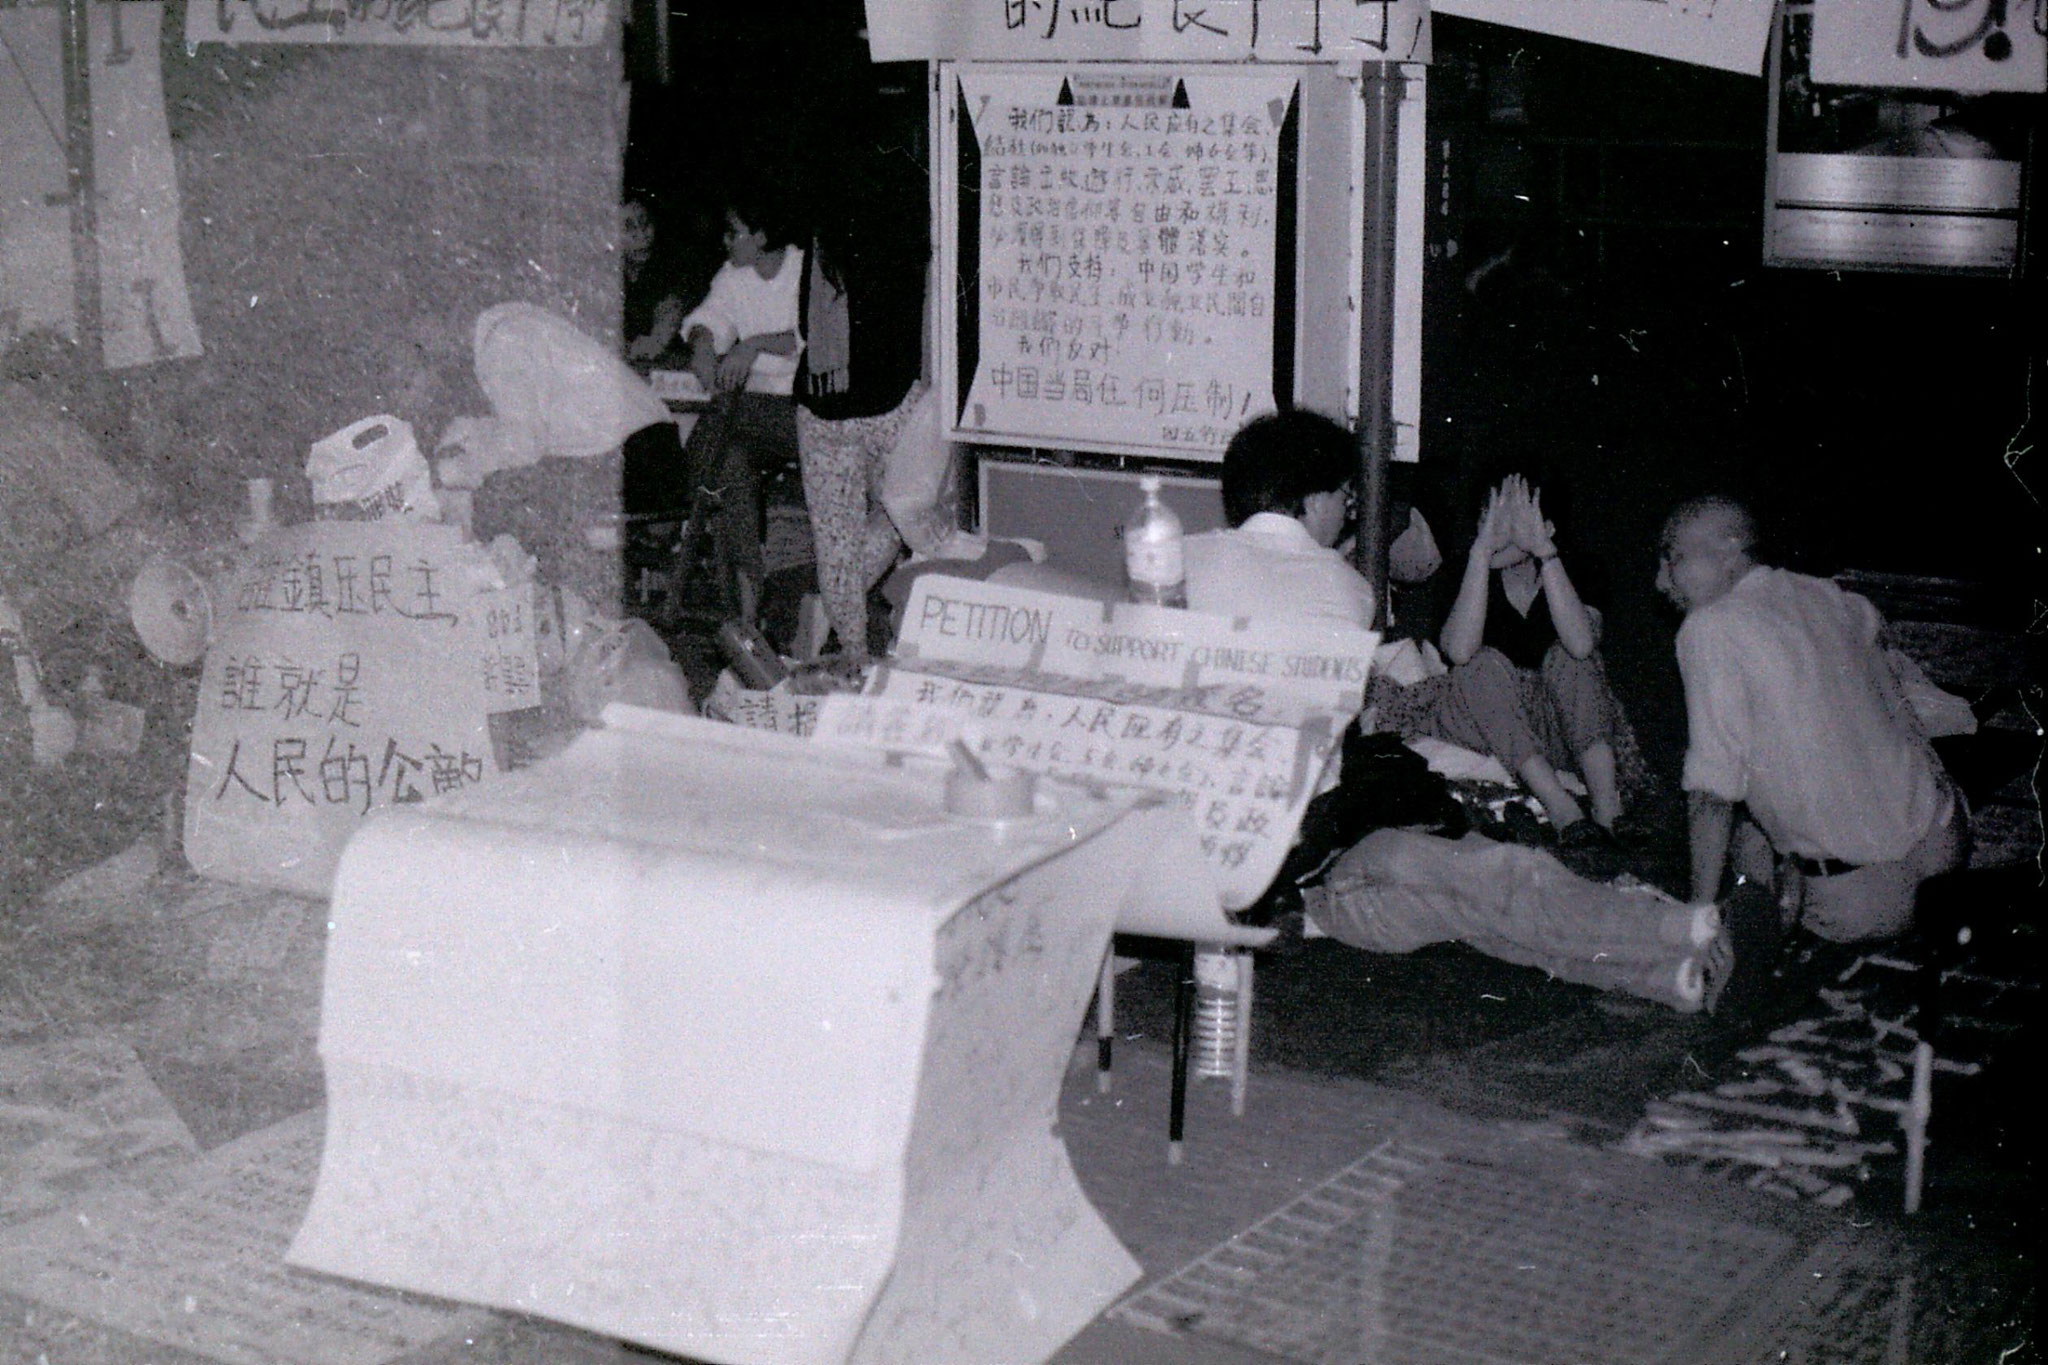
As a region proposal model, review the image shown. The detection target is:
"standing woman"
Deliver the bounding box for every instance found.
[1373,473,1627,848]
[792,136,931,661]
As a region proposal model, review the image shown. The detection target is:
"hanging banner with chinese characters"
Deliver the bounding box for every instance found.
[185,0,608,47]
[865,0,1429,64]
[184,521,539,897]
[944,64,1298,460]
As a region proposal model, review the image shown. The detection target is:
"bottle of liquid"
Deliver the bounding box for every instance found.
[1190,945,1241,1080]
[1124,473,1188,607]
[717,619,788,690]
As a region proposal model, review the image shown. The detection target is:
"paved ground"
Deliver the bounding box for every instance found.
[0,776,2036,1365]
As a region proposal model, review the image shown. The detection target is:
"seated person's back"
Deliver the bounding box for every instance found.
[1183,408,1376,630]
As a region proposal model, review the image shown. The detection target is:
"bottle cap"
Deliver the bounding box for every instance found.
[1138,473,1162,493]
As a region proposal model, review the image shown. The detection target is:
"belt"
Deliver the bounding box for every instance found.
[1790,853,1861,879]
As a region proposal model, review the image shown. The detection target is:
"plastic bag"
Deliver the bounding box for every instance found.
[306,415,440,521]
[877,383,959,556]
[437,303,669,489]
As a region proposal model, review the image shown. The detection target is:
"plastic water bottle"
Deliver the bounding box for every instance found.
[1124,473,1187,608]
[1190,945,1241,1080]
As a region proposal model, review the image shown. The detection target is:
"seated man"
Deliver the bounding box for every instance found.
[1658,494,1967,943]
[1182,408,1376,630]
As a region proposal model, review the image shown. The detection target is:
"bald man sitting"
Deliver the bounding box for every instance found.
[1657,495,1967,943]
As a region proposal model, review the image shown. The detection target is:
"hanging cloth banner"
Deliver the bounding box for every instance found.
[1428,0,1776,76]
[91,1,203,369]
[0,5,76,341]
[187,0,610,47]
[865,0,1429,64]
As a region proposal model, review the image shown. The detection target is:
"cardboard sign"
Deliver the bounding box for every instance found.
[870,668,1330,904]
[183,521,523,897]
[702,670,822,736]
[896,574,1378,719]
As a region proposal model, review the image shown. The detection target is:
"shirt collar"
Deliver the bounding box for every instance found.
[1239,511,1320,549]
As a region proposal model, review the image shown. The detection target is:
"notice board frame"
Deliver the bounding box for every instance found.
[1763,0,2034,278]
[936,60,1407,464]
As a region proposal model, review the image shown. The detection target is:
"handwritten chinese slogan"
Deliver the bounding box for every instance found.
[867,574,1377,907]
[185,0,607,47]
[948,66,1298,459]
[184,522,538,896]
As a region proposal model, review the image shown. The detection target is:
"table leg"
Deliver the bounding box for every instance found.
[1096,945,1115,1094]
[1168,944,1193,1165]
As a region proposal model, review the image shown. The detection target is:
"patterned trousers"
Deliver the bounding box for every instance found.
[1377,643,1619,776]
[795,381,926,658]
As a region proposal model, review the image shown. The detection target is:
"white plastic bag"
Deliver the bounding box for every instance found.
[878,384,959,556]
[306,415,440,521]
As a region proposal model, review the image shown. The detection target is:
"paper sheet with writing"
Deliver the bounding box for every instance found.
[1812,0,2044,93]
[183,521,537,898]
[865,0,1429,63]
[950,65,1296,460]
[873,574,1378,908]
[187,0,608,46]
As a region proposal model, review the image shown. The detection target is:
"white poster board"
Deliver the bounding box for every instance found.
[183,521,536,897]
[944,64,1298,459]
[1812,0,2045,93]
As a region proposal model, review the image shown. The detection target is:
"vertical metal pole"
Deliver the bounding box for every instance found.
[1355,65,1401,630]
[651,0,671,85]
[59,0,100,362]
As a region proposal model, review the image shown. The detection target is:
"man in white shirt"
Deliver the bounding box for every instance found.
[1658,494,1965,942]
[1184,409,1376,630]
[670,189,805,626]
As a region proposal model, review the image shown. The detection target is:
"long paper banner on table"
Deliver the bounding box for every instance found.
[871,575,1379,910]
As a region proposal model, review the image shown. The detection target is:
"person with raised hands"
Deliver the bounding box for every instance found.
[1371,471,1627,862]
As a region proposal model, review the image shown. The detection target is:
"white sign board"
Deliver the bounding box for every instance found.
[944,65,1298,459]
[1812,0,2045,93]
[1766,3,2026,275]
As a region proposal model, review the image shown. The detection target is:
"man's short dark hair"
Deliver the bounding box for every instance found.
[1664,493,1759,558]
[1220,409,1356,527]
